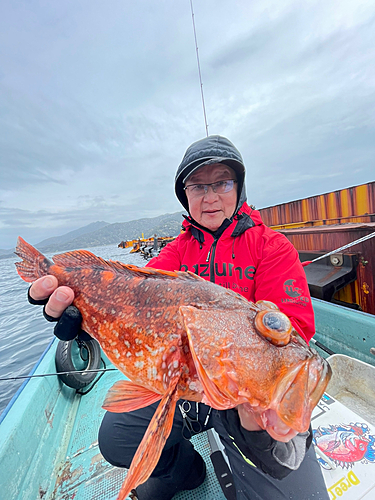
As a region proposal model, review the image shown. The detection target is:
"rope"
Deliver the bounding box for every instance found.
[302,231,375,267]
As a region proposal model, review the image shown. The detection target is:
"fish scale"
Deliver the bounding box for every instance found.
[15,236,332,500]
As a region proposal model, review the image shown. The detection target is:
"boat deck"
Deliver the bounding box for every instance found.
[0,339,226,500]
[2,298,375,499]
[53,366,226,500]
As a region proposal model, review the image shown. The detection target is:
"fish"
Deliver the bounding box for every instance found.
[313,423,375,468]
[15,237,331,499]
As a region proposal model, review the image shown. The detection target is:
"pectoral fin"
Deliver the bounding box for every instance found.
[103,380,161,413]
[116,373,181,500]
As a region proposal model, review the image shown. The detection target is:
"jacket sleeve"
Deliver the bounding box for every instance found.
[253,231,315,342]
[146,236,182,271]
[219,408,313,479]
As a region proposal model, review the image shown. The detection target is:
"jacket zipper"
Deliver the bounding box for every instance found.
[209,237,219,283]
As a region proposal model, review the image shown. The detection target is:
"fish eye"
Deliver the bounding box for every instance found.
[255,310,292,346]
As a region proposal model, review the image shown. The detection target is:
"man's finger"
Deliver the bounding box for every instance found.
[44,286,75,319]
[29,275,58,301]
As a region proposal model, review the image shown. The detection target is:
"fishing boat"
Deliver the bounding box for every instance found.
[0,296,374,500]
[119,236,177,260]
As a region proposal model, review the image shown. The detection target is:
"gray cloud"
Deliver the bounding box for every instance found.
[1,0,374,248]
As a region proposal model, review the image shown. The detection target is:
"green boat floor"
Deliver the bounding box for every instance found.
[53,369,227,500]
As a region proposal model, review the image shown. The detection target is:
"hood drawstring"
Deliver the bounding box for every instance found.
[231,213,242,259]
[206,244,212,262]
[232,237,236,259]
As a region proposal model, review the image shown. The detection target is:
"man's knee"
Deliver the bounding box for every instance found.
[98,411,141,468]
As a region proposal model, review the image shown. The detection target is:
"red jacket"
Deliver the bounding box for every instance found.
[148,202,314,342]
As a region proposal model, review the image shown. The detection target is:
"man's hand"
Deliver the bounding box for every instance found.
[237,404,299,443]
[29,276,84,341]
[30,275,74,319]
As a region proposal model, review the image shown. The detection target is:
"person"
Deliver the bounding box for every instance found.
[29,135,329,500]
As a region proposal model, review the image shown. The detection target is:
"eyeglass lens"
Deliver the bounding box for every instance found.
[186,180,236,196]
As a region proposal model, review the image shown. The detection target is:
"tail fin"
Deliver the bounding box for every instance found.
[15,237,52,282]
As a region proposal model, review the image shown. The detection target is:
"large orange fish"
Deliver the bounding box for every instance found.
[15,237,331,499]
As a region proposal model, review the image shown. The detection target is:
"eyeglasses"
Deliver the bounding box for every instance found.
[184,179,237,198]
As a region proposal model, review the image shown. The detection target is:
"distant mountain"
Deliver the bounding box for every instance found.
[36,221,110,250]
[0,212,186,259]
[32,211,186,253]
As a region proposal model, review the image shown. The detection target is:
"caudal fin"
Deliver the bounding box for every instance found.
[15,237,52,283]
[116,374,180,500]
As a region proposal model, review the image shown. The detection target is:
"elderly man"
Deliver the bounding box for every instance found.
[29,136,328,500]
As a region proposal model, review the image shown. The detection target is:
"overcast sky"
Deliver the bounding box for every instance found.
[1,0,374,249]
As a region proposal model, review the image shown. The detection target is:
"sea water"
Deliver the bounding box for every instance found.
[0,244,145,415]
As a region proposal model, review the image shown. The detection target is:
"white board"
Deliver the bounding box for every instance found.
[312,393,375,500]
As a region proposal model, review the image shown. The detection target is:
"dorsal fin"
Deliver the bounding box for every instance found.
[52,250,109,268]
[52,250,204,281]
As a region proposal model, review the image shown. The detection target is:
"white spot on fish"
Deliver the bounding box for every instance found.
[146,311,151,318]
[135,338,143,344]
[173,360,179,369]
[134,361,144,369]
[135,351,144,357]
[124,340,130,348]
[126,352,132,357]
[111,309,116,314]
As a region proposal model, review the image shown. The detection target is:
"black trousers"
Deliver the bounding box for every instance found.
[98,401,329,500]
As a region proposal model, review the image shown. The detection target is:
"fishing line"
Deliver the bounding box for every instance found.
[302,231,375,267]
[0,367,117,382]
[190,0,209,137]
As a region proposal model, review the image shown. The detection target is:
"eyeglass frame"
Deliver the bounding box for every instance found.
[183,179,237,197]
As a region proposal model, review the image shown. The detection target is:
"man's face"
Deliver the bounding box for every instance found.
[185,163,237,232]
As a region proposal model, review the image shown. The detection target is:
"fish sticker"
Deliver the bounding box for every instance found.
[15,237,332,499]
[313,423,375,469]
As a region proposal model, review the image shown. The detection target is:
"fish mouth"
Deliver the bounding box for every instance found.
[265,353,332,435]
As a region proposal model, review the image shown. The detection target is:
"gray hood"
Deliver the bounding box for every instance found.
[175,135,247,214]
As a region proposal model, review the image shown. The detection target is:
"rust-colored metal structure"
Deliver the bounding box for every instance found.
[260,181,375,229]
[259,181,375,315]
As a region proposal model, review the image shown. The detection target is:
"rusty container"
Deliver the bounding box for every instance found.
[258,182,375,315]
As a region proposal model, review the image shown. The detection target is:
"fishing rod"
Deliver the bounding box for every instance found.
[190,0,209,137]
[301,231,375,267]
[0,367,117,382]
